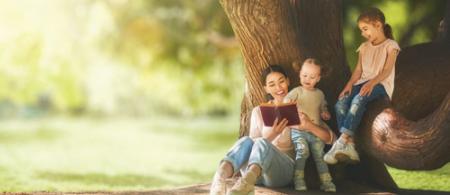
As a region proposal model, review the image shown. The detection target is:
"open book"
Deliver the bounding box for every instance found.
[259,102,300,126]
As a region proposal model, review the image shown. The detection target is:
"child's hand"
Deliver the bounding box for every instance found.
[287,99,296,104]
[339,84,352,99]
[321,111,331,121]
[360,81,375,96]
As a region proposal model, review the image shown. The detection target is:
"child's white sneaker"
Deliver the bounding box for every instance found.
[319,173,336,192]
[294,170,307,191]
[320,181,336,192]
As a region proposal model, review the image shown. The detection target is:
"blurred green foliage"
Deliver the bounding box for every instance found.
[0,0,446,117]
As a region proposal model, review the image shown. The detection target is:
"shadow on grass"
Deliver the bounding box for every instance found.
[36,171,169,188]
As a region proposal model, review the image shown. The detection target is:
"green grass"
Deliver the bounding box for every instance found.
[0,117,238,192]
[0,117,449,192]
[388,164,450,191]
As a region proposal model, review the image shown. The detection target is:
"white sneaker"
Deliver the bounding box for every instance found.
[323,139,345,164]
[210,177,227,195]
[335,142,360,163]
[319,173,336,192]
[294,170,307,191]
[227,178,255,195]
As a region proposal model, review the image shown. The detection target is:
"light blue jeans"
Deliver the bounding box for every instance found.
[291,129,330,176]
[222,136,295,187]
[335,82,388,136]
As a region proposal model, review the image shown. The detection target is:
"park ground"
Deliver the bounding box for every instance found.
[0,117,449,193]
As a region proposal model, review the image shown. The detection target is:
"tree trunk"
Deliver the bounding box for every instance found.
[220,0,303,137]
[220,0,450,192]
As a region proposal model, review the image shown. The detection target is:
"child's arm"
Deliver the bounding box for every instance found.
[340,53,363,98]
[320,91,331,120]
[360,49,399,96]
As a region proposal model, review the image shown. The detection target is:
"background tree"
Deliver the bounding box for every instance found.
[220,0,450,191]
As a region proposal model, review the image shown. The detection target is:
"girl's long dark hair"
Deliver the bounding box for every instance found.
[357,7,394,40]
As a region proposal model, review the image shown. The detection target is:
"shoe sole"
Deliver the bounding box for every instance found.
[335,153,359,164]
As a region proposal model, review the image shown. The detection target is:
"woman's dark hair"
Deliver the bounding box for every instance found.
[357,7,394,40]
[261,65,288,86]
[261,65,288,100]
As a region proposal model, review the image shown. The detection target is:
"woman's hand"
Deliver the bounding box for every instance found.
[359,81,375,96]
[272,118,288,134]
[339,84,352,99]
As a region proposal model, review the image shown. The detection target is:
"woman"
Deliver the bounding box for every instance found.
[210,65,335,195]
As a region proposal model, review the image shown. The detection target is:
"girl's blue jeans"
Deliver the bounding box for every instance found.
[335,82,388,136]
[222,136,294,187]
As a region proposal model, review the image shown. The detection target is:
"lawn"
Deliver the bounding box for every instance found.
[0,117,448,192]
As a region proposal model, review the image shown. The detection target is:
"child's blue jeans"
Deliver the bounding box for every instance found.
[291,129,330,176]
[335,82,388,136]
[222,136,295,187]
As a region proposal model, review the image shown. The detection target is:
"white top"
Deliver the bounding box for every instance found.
[355,39,401,99]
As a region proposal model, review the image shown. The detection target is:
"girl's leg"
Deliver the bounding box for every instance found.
[324,84,362,164]
[332,84,388,163]
[228,138,294,195]
[340,84,388,136]
[335,84,362,130]
[210,136,254,195]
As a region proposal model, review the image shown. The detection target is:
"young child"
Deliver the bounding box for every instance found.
[324,7,401,164]
[285,58,336,192]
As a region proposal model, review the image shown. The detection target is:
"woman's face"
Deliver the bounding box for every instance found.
[264,72,289,102]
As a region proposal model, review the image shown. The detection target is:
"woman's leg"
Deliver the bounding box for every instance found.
[228,138,294,195]
[210,136,254,195]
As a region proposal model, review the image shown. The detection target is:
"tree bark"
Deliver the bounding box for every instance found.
[220,0,302,137]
